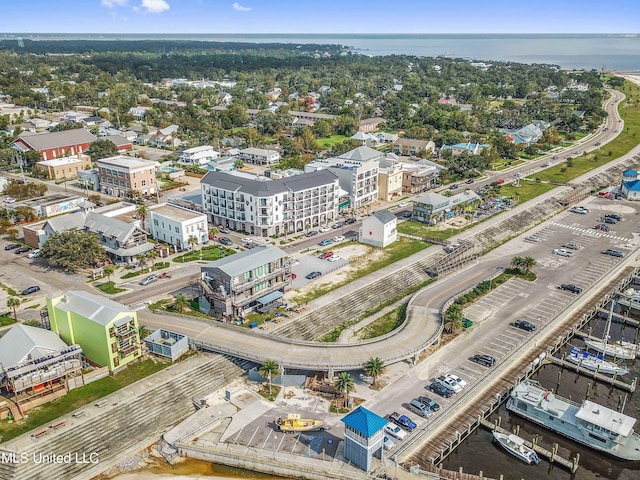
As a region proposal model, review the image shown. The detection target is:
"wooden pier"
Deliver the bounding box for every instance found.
[479,418,579,473]
[595,308,640,328]
[545,355,637,392]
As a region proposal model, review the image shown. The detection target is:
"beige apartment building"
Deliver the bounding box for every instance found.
[97,155,157,198]
[35,154,92,180]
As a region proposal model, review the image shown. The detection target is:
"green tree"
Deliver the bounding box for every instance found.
[444,303,463,333]
[234,159,245,169]
[334,372,355,408]
[173,294,189,313]
[7,297,21,321]
[147,249,158,268]
[259,359,280,395]
[510,256,525,272]
[103,265,115,282]
[85,139,119,160]
[521,256,536,274]
[188,235,198,250]
[136,252,147,271]
[363,357,386,387]
[135,204,149,225]
[40,229,107,272]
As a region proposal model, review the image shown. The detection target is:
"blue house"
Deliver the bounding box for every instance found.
[621,169,640,200]
[341,406,388,471]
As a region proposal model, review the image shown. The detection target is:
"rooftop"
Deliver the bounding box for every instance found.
[96,155,155,169]
[36,155,88,167]
[0,324,68,367]
[149,204,206,221]
[14,128,96,151]
[51,290,133,327]
[202,245,288,278]
[341,406,388,437]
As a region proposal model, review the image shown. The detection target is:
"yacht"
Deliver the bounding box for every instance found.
[492,431,540,465]
[583,299,639,360]
[507,380,640,460]
[566,347,629,376]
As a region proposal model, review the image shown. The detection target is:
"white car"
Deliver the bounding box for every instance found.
[241,237,252,244]
[27,249,40,259]
[319,226,331,233]
[3,197,15,204]
[553,248,574,257]
[446,374,467,389]
[328,255,342,262]
[399,202,409,207]
[436,375,462,393]
[383,436,396,451]
[333,235,345,242]
[524,235,540,242]
[384,423,407,441]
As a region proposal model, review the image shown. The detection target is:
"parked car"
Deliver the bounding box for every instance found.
[388,412,417,432]
[417,396,440,412]
[471,354,496,367]
[427,382,453,398]
[319,239,333,247]
[306,230,319,237]
[466,178,474,184]
[139,274,159,286]
[320,251,334,259]
[3,197,16,204]
[514,319,536,332]
[333,235,345,242]
[594,224,610,232]
[399,202,409,207]
[15,247,32,254]
[604,213,622,221]
[404,212,412,218]
[241,237,253,244]
[218,237,233,246]
[4,243,21,250]
[436,375,461,393]
[601,217,617,224]
[563,243,579,250]
[524,235,540,242]
[217,226,229,234]
[560,283,583,294]
[449,184,458,190]
[319,226,332,233]
[552,248,574,257]
[446,374,467,389]
[328,255,342,262]
[331,222,344,229]
[603,249,625,258]
[569,207,588,214]
[383,436,396,451]
[344,218,357,225]
[305,271,322,280]
[27,249,40,259]
[409,399,433,418]
[22,285,40,295]
[384,423,407,441]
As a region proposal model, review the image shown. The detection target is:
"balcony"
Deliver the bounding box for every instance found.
[231,266,290,293]
[118,343,139,357]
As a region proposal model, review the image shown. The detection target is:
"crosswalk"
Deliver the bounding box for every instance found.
[550,221,634,242]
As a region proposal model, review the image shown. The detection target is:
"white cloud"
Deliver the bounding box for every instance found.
[232,2,252,12]
[140,0,170,13]
[101,0,128,7]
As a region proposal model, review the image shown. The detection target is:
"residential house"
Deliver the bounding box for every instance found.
[200,245,292,320]
[238,147,281,166]
[178,145,220,166]
[78,168,100,191]
[35,154,92,180]
[201,169,339,237]
[350,132,380,148]
[11,129,96,161]
[440,142,490,156]
[359,209,397,248]
[84,211,154,263]
[0,324,83,414]
[287,110,336,127]
[103,134,133,153]
[401,162,440,194]
[146,203,208,251]
[47,291,142,373]
[373,132,398,144]
[97,155,157,198]
[358,117,386,133]
[128,106,150,121]
[393,138,435,156]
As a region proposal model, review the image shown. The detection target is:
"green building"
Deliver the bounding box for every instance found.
[47,291,142,372]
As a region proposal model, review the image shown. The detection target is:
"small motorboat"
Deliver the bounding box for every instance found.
[492,431,540,465]
[275,414,324,433]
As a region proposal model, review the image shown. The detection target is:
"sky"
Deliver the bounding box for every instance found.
[0,0,638,35]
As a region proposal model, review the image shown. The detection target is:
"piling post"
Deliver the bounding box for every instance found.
[586,382,591,399]
[572,453,580,473]
[532,434,538,447]
[551,443,558,461]
[514,425,520,436]
[497,416,502,428]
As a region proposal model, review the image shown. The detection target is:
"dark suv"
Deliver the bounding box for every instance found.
[604,249,625,258]
[471,354,496,367]
[604,213,622,221]
[514,320,536,332]
[560,283,582,294]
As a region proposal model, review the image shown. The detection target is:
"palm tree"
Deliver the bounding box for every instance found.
[510,256,525,272]
[173,294,189,313]
[259,359,280,395]
[138,324,150,340]
[135,204,149,226]
[521,256,536,274]
[103,265,115,282]
[334,372,354,409]
[187,235,198,251]
[147,249,159,268]
[136,252,147,271]
[444,303,463,333]
[208,226,219,243]
[363,357,386,387]
[7,297,21,321]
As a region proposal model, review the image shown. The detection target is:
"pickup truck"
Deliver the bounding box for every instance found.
[389,412,417,432]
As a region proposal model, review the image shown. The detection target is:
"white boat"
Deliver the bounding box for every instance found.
[583,300,638,360]
[507,380,640,460]
[566,347,629,376]
[492,431,540,465]
[617,289,640,313]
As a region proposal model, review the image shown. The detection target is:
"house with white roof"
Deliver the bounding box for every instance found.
[178,145,220,166]
[146,203,208,251]
[238,147,281,166]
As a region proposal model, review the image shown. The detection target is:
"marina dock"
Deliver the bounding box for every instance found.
[595,308,640,328]
[479,418,579,473]
[545,354,637,392]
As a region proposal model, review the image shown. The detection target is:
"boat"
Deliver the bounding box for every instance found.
[275,414,324,433]
[583,299,639,360]
[566,347,629,376]
[492,431,541,465]
[507,380,640,460]
[618,290,640,313]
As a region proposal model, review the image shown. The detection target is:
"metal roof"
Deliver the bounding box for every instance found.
[0,324,68,367]
[202,245,287,278]
[576,400,636,437]
[51,290,133,327]
[14,128,96,151]
[371,209,397,225]
[201,170,338,196]
[341,406,387,437]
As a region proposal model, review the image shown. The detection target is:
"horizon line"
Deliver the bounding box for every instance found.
[1,32,639,36]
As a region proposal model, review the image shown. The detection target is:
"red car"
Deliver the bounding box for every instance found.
[497,178,505,185]
[594,224,610,232]
[320,251,334,259]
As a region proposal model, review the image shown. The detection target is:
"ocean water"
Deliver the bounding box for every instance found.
[3,33,640,71]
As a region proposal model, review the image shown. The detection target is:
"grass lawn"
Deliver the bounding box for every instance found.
[356,307,403,340]
[95,281,126,294]
[533,82,640,183]
[256,384,281,402]
[317,135,349,148]
[397,221,465,240]
[0,314,16,327]
[498,180,557,203]
[173,245,236,263]
[293,237,430,305]
[0,358,170,442]
[492,159,526,170]
[121,262,170,279]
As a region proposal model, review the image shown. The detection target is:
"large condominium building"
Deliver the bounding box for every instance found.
[97,155,157,198]
[306,146,382,210]
[201,170,339,237]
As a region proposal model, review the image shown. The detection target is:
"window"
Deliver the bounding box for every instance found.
[141,180,147,186]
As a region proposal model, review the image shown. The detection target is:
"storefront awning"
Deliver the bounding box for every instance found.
[257,291,284,305]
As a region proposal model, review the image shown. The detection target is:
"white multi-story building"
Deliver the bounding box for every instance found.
[146,203,208,251]
[178,145,220,166]
[201,170,339,237]
[238,147,280,166]
[305,146,381,210]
